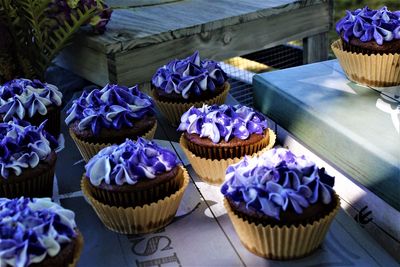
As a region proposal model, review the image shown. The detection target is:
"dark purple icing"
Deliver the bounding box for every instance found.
[85,138,179,186]
[152,51,228,99]
[0,119,58,178]
[0,197,77,267]
[336,6,400,45]
[177,104,268,143]
[0,78,62,121]
[65,84,155,135]
[221,148,335,220]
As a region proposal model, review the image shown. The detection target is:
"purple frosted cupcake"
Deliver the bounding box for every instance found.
[178,104,275,184]
[65,84,157,162]
[332,6,400,87]
[81,138,190,234]
[0,197,83,266]
[0,120,58,198]
[0,78,63,137]
[336,6,400,54]
[151,51,230,125]
[83,138,182,208]
[222,148,340,259]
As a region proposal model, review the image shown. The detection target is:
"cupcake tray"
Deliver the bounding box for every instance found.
[51,103,398,267]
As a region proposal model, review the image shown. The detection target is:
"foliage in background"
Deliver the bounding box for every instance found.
[0,0,112,82]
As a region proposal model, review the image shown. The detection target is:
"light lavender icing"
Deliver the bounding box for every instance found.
[0,197,77,267]
[0,79,62,121]
[85,138,179,186]
[0,120,57,178]
[178,104,268,143]
[221,148,335,220]
[152,51,227,99]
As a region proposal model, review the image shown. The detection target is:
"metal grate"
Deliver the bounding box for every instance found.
[221,44,304,106]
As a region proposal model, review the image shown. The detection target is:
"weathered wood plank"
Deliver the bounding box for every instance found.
[112,3,329,85]
[303,32,329,63]
[77,0,326,54]
[56,45,109,86]
[107,0,182,8]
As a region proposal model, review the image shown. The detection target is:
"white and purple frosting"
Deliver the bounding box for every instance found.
[0,79,62,122]
[221,148,335,220]
[0,197,77,267]
[178,104,268,143]
[65,84,155,135]
[0,120,57,179]
[152,51,228,99]
[85,138,179,186]
[336,6,400,45]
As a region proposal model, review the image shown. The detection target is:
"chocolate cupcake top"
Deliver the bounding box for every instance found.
[152,51,227,99]
[221,148,335,220]
[85,138,179,186]
[0,197,77,267]
[336,6,400,45]
[65,84,155,135]
[178,104,268,143]
[0,120,57,178]
[0,78,62,121]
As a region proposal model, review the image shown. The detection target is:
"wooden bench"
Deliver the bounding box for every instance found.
[56,0,333,86]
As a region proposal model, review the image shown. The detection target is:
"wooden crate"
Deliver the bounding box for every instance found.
[56,0,333,86]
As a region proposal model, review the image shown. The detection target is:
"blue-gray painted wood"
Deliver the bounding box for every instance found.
[253,59,400,211]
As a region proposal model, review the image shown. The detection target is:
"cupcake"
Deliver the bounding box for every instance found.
[332,6,400,87]
[65,84,157,162]
[81,138,189,234]
[0,120,58,198]
[221,148,340,259]
[0,78,63,137]
[151,51,230,125]
[178,104,275,184]
[0,197,83,267]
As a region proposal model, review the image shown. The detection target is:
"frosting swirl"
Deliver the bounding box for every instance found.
[0,197,77,267]
[85,138,179,186]
[0,120,57,178]
[178,104,268,143]
[0,78,62,121]
[221,148,335,220]
[65,84,155,135]
[336,6,400,45]
[152,51,227,99]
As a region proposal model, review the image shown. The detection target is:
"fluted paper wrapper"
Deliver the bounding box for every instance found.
[0,165,55,198]
[332,39,400,87]
[180,129,276,185]
[85,168,182,208]
[152,82,230,126]
[224,195,340,260]
[69,231,84,267]
[81,166,189,234]
[69,122,157,162]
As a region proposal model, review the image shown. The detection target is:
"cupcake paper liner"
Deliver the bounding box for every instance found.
[84,167,183,208]
[0,164,55,198]
[69,122,157,162]
[224,194,341,260]
[180,129,276,185]
[69,231,84,267]
[152,82,230,126]
[332,39,400,87]
[81,166,190,234]
[186,129,271,160]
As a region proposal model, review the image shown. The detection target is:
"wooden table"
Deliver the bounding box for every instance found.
[53,93,398,267]
[56,0,332,86]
